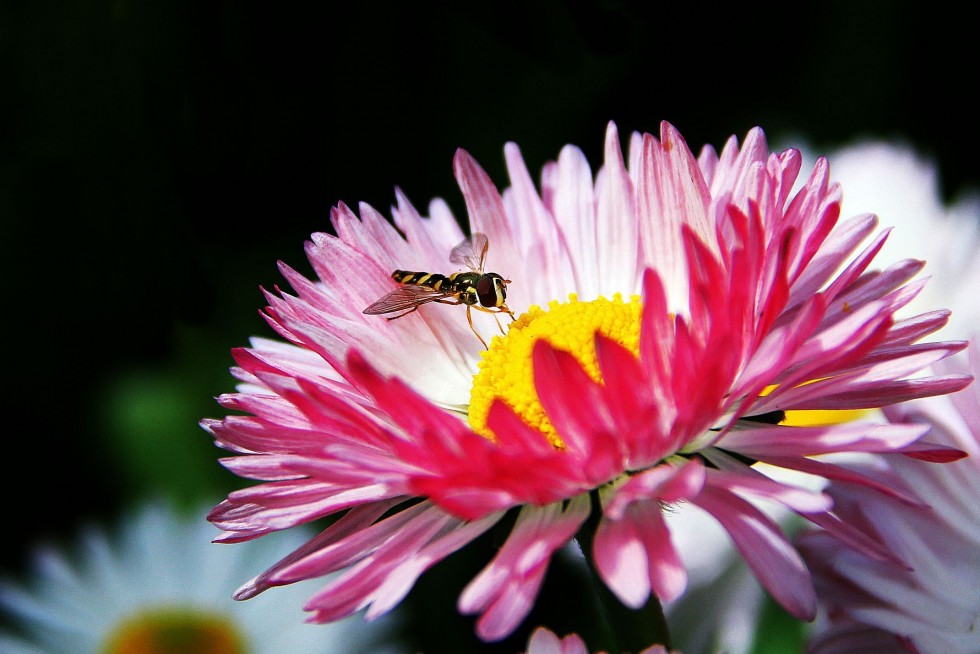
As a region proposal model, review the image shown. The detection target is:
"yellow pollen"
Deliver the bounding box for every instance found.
[781,408,872,426]
[469,293,642,448]
[100,607,247,654]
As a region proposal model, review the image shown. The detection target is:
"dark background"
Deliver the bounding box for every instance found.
[1,1,977,651]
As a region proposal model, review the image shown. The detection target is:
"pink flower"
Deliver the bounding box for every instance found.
[800,345,980,654]
[204,121,970,641]
[523,626,671,654]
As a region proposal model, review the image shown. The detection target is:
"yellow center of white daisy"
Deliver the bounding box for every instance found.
[469,293,642,448]
[100,607,247,654]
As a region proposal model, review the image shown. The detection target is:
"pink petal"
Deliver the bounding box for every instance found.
[595,121,640,296]
[720,422,930,457]
[593,461,705,606]
[524,627,589,654]
[502,142,568,303]
[801,510,905,567]
[635,123,712,309]
[453,149,524,297]
[299,503,500,623]
[759,454,925,506]
[698,464,832,514]
[692,484,817,620]
[593,499,687,607]
[546,143,599,296]
[787,213,879,308]
[459,497,591,640]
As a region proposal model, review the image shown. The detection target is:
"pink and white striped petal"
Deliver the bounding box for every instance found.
[458,496,591,642]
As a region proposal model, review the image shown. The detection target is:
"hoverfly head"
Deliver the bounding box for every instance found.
[477,273,509,308]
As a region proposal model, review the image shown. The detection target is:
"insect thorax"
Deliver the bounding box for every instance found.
[449,271,481,305]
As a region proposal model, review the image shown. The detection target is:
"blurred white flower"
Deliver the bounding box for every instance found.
[799,138,980,338]
[791,138,980,653]
[0,501,403,654]
[799,345,980,654]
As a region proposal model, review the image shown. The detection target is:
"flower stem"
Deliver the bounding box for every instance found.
[574,491,672,653]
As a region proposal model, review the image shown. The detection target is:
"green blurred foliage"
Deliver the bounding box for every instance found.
[749,597,809,654]
[98,323,243,506]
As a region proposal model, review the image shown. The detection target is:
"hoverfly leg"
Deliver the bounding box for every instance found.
[491,312,505,335]
[465,305,489,350]
[487,305,515,335]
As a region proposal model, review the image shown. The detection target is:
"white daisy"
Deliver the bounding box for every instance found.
[0,501,403,654]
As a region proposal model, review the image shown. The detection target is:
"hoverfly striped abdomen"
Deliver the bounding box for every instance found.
[392,270,452,292]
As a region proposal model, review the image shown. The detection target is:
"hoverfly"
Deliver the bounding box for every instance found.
[362,232,515,349]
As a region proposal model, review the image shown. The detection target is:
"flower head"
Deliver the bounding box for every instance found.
[0,502,394,654]
[205,122,970,641]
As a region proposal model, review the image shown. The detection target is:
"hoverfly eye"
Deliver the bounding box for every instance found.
[476,274,503,307]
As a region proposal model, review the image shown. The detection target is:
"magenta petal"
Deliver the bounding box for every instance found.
[270,502,438,587]
[604,459,706,520]
[531,340,609,455]
[897,439,969,462]
[795,374,972,411]
[806,620,918,654]
[532,340,625,482]
[362,511,503,620]
[232,500,400,599]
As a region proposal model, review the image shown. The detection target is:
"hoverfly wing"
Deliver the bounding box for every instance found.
[362,284,455,315]
[449,232,489,272]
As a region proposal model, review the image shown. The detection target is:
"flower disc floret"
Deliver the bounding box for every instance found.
[470,293,642,447]
[101,608,246,654]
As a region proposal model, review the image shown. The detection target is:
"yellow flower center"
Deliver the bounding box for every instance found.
[100,607,248,654]
[760,384,872,426]
[782,407,871,426]
[469,293,642,448]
